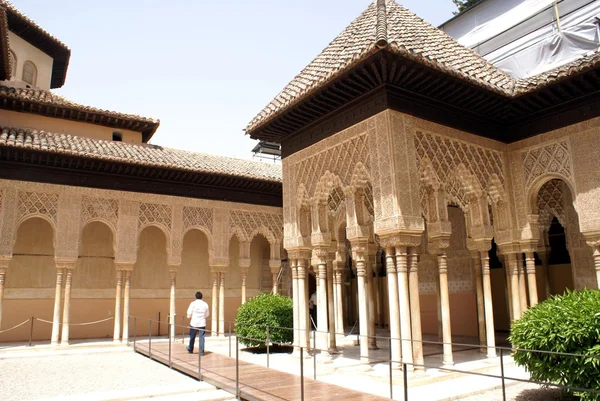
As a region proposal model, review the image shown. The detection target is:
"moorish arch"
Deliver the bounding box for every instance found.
[6,217,56,341]
[71,221,116,339]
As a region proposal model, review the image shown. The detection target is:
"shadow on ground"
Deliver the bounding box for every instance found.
[243,345,293,354]
[515,388,578,401]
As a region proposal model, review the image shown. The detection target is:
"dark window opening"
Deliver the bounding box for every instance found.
[112,132,122,142]
[548,217,571,265]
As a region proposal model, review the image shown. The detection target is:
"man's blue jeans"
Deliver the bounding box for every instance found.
[188,326,206,354]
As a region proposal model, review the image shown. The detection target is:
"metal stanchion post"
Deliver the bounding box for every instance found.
[199,341,202,381]
[133,317,137,351]
[500,348,506,401]
[236,336,240,400]
[149,320,152,359]
[300,347,305,401]
[403,363,408,401]
[266,326,270,369]
[313,330,316,380]
[28,317,34,347]
[389,338,393,399]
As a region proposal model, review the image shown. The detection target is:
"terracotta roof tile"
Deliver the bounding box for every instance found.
[0,126,282,183]
[0,83,160,132]
[246,0,515,134]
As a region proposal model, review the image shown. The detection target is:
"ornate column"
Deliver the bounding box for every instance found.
[382,244,401,369]
[211,270,218,335]
[314,248,329,356]
[117,263,133,342]
[505,252,521,321]
[270,259,281,294]
[333,246,345,335]
[594,247,600,289]
[408,247,424,370]
[517,253,528,312]
[60,261,76,346]
[470,252,486,351]
[480,252,496,358]
[351,242,370,363]
[437,251,453,367]
[113,269,123,342]
[396,246,413,369]
[169,265,178,340]
[0,258,9,330]
[326,254,337,353]
[290,258,299,351]
[584,238,600,289]
[297,254,310,351]
[239,242,251,304]
[51,267,64,345]
[219,272,225,336]
[367,251,378,350]
[524,251,538,307]
[240,265,249,304]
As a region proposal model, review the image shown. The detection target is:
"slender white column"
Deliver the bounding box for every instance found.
[504,259,514,324]
[506,253,521,321]
[122,270,131,341]
[481,252,496,358]
[219,272,225,336]
[385,247,401,369]
[60,267,74,346]
[396,246,413,369]
[525,251,538,307]
[0,261,8,330]
[437,253,453,367]
[472,254,486,351]
[211,272,218,336]
[594,248,600,289]
[408,247,424,370]
[517,253,528,312]
[51,268,64,345]
[297,258,309,350]
[367,259,378,350]
[355,253,370,364]
[291,260,299,352]
[317,257,329,355]
[169,267,177,340]
[326,259,337,353]
[333,265,345,335]
[113,269,123,342]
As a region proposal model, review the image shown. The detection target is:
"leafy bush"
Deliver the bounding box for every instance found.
[235,293,293,348]
[509,289,600,400]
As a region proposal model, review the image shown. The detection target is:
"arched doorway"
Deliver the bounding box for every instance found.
[179,228,211,330]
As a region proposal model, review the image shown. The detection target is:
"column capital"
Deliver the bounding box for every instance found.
[379,232,422,249]
[239,258,251,269]
[312,247,329,264]
[286,248,311,261]
[0,256,10,272]
[348,239,369,261]
[115,262,134,271]
[584,230,600,250]
[55,258,77,270]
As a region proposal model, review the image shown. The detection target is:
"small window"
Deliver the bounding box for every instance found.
[112,131,122,142]
[22,60,37,86]
[8,50,16,78]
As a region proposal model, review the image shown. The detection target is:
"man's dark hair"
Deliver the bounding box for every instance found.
[195,291,202,300]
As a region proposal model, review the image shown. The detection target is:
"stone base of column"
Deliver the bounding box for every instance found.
[317,351,333,363]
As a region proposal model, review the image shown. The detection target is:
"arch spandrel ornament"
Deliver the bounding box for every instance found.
[80,196,119,234]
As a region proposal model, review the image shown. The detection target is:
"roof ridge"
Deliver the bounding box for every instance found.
[375,0,388,49]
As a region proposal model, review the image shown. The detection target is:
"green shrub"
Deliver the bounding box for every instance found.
[235,293,293,348]
[509,289,600,400]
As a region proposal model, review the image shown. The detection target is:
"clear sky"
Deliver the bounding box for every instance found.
[15,0,457,160]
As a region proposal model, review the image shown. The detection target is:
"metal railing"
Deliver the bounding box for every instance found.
[128,316,600,401]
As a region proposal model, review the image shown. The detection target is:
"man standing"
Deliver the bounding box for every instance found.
[187,291,209,355]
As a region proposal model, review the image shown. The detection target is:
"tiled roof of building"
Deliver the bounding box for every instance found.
[0,83,160,137]
[0,126,282,183]
[246,0,515,133]
[515,51,600,94]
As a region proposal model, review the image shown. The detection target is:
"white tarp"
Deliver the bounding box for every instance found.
[441,0,600,78]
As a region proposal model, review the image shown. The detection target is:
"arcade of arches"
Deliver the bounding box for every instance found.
[0,179,284,344]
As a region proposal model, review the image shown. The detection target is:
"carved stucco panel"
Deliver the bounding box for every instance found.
[17,190,59,226]
[230,210,283,244]
[521,140,572,190]
[56,192,83,260]
[0,187,17,256]
[116,199,139,264]
[81,195,119,231]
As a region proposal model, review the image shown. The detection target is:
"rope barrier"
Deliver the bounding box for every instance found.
[0,319,29,334]
[69,316,114,326]
[35,318,54,324]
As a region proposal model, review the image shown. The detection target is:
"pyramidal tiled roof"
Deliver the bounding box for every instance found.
[246,0,516,133]
[0,127,282,183]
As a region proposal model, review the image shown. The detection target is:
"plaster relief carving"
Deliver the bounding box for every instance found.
[521,140,572,190]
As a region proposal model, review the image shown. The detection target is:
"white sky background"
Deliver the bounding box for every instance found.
[15,0,457,160]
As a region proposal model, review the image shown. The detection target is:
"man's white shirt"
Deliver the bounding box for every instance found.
[187,299,210,328]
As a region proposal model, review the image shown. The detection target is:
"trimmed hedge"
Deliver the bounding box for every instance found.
[509,289,600,400]
[235,293,293,348]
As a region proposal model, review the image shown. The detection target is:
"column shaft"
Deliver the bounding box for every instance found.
[437,253,453,367]
[525,252,538,307]
[367,261,378,350]
[472,256,486,351]
[291,260,299,350]
[122,271,131,341]
[326,260,337,353]
[517,253,528,312]
[385,247,401,368]
[241,273,247,304]
[506,253,521,321]
[396,246,413,368]
[539,252,551,299]
[0,269,6,330]
[297,258,309,350]
[51,268,64,345]
[272,273,278,294]
[60,269,73,345]
[356,255,370,363]
[481,253,496,358]
[169,270,177,339]
[219,272,225,336]
[333,268,345,335]
[408,247,424,370]
[211,272,218,335]
[594,248,600,289]
[113,270,123,342]
[317,260,328,353]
